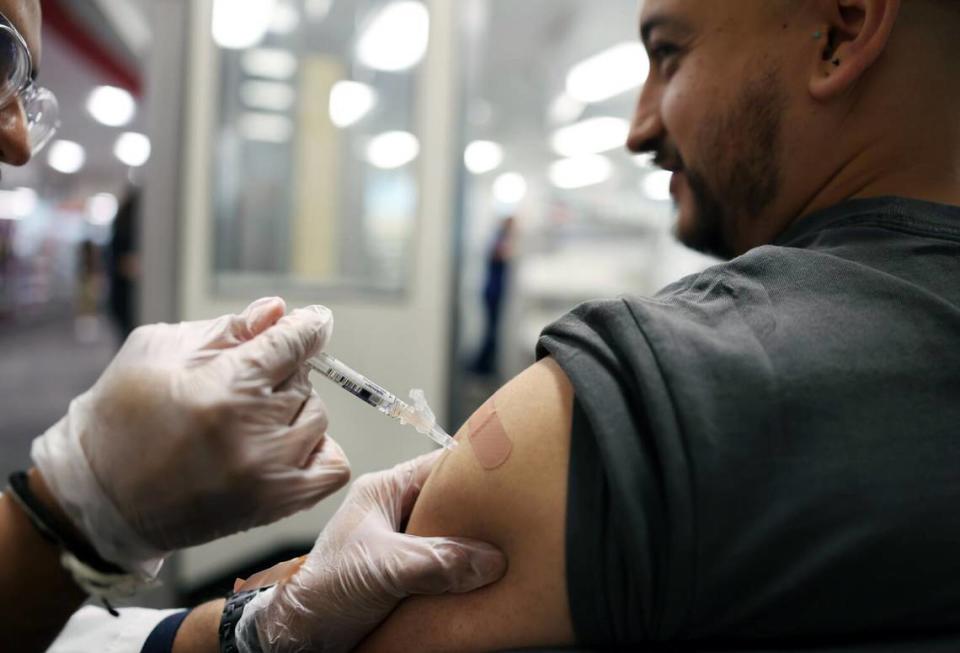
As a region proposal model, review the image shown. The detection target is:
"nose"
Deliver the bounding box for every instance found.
[0,100,32,166]
[626,81,663,155]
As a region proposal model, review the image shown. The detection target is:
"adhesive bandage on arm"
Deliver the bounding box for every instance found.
[465,397,513,470]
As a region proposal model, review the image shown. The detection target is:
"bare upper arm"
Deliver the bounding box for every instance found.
[356,357,577,652]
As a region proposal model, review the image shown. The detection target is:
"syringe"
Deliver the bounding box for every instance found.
[306,352,457,451]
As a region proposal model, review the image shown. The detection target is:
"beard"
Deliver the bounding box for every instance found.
[676,65,786,260]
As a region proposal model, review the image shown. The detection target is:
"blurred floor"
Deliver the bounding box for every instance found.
[0,313,116,479]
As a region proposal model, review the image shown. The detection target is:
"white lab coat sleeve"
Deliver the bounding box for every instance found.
[46,605,183,653]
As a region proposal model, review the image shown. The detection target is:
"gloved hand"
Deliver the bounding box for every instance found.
[236,449,508,653]
[31,298,351,578]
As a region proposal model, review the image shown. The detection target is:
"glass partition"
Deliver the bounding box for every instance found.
[210,0,426,294]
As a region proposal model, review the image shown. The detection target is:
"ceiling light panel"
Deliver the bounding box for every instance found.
[549,155,613,190]
[87,86,135,127]
[241,81,297,112]
[242,49,298,80]
[48,140,86,174]
[305,0,333,22]
[87,193,119,226]
[464,141,504,175]
[493,172,527,205]
[240,113,294,143]
[212,0,276,49]
[329,81,377,128]
[551,116,630,158]
[357,1,430,72]
[366,131,420,169]
[549,93,586,126]
[269,1,300,34]
[114,132,152,167]
[567,42,649,104]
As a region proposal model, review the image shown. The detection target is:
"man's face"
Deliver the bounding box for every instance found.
[0,0,41,167]
[629,0,793,259]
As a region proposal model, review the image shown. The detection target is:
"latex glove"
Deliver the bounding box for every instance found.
[236,449,508,653]
[31,298,351,578]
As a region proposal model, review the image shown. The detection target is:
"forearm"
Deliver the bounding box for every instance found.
[172,600,224,653]
[0,471,87,651]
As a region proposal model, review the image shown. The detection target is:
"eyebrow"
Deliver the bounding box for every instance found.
[639,14,693,45]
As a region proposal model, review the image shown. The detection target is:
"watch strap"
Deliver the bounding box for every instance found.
[6,470,140,614]
[220,586,271,653]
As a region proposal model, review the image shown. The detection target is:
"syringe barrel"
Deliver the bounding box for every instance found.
[307,353,456,449]
[308,353,396,410]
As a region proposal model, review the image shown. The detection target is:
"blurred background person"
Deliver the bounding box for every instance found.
[107,187,140,341]
[470,215,515,378]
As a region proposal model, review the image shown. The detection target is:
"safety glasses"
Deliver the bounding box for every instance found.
[0,12,59,155]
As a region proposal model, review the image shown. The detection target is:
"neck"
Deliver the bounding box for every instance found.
[792,125,960,228]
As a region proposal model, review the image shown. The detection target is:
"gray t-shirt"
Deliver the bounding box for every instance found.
[537,197,960,651]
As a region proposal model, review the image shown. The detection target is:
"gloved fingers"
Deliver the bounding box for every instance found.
[393,449,445,520]
[388,535,507,596]
[241,296,287,336]
[265,431,350,517]
[250,432,348,525]
[271,367,316,425]
[184,297,287,359]
[273,364,313,394]
[299,432,351,498]
[281,392,332,467]
[344,449,445,529]
[225,305,334,389]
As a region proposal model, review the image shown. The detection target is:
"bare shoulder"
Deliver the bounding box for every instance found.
[357,357,576,652]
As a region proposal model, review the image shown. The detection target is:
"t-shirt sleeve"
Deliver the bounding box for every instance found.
[537,296,700,645]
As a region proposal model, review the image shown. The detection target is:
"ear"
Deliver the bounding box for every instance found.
[809,0,901,101]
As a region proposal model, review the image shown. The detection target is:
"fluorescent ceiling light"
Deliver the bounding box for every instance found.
[86,193,119,226]
[114,132,152,167]
[241,81,296,112]
[0,187,37,220]
[329,81,376,128]
[549,93,585,126]
[642,170,673,202]
[269,1,300,34]
[240,113,294,143]
[305,0,333,21]
[366,131,420,169]
[493,172,527,205]
[357,1,430,72]
[87,86,135,127]
[464,140,504,175]
[242,48,298,80]
[551,116,630,158]
[212,0,276,49]
[566,42,649,104]
[549,155,613,190]
[47,140,86,174]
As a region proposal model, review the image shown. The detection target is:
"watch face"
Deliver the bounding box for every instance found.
[222,585,276,652]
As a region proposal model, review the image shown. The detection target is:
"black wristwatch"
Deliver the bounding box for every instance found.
[219,586,272,653]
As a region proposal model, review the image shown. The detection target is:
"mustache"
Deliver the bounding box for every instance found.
[648,140,684,172]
